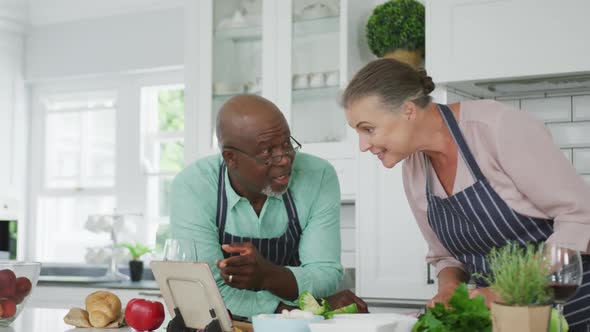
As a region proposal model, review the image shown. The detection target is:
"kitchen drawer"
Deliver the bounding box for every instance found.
[329,158,356,202]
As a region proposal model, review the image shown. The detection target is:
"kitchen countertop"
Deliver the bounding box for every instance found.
[38,279,160,290]
[0,307,170,332]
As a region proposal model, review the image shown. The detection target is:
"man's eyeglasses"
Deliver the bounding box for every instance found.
[223,136,302,166]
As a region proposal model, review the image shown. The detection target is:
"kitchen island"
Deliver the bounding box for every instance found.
[0,307,170,332]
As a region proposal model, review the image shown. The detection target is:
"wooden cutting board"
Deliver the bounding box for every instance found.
[232,320,253,332]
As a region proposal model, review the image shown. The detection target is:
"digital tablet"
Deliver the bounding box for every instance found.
[151,260,233,331]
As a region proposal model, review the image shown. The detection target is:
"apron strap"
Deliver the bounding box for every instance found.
[437,104,486,182]
[216,163,228,239]
[283,190,302,236]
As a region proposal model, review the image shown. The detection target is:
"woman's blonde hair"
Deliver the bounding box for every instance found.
[341,58,435,111]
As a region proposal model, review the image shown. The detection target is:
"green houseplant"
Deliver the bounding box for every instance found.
[366,0,425,67]
[477,242,553,332]
[120,243,153,282]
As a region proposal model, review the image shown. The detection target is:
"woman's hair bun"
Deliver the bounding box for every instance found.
[417,69,435,95]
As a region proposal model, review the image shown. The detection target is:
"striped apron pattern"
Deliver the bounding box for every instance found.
[215,163,302,267]
[425,104,590,331]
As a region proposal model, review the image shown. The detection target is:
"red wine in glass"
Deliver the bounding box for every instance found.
[547,283,579,303]
[543,243,583,332]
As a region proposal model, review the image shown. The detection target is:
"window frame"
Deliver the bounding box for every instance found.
[27,70,185,263]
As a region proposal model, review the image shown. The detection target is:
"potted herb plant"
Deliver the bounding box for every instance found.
[120,242,153,282]
[366,0,425,67]
[478,242,552,332]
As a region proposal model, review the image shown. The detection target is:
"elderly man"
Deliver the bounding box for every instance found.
[170,95,367,318]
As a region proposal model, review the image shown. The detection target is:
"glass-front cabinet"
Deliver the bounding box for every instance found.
[185,0,373,201]
[212,0,264,148]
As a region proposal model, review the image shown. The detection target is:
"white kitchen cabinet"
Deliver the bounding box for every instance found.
[0,3,28,260]
[426,0,590,84]
[184,0,374,201]
[356,153,437,301]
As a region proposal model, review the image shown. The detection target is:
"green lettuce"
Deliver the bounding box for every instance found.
[412,284,492,332]
[297,292,359,319]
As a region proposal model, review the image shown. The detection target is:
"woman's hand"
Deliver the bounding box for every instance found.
[468,288,502,308]
[427,282,459,308]
[427,267,469,308]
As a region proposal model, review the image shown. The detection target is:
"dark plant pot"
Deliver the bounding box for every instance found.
[129,260,144,282]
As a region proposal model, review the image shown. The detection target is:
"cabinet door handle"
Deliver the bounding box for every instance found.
[427,264,435,285]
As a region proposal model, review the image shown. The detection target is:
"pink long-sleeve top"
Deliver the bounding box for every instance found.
[402,99,590,275]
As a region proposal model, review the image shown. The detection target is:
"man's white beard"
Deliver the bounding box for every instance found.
[261,184,286,197]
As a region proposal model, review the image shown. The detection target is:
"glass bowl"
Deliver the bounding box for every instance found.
[0,261,41,327]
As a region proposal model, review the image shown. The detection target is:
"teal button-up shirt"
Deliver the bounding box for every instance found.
[170,152,343,317]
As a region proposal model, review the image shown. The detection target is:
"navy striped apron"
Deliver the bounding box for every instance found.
[215,163,302,267]
[426,104,590,331]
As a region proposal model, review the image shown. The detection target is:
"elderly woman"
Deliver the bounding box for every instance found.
[342,58,590,331]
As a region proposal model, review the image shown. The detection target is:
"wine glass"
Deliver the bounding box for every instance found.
[162,238,198,262]
[543,242,583,332]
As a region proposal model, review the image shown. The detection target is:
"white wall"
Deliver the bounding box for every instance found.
[28,0,184,26]
[25,8,185,81]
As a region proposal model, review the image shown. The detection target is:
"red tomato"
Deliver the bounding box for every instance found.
[0,299,16,318]
[15,277,32,298]
[124,298,165,331]
[0,269,16,298]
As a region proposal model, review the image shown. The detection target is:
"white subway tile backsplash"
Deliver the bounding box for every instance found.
[547,122,590,148]
[447,91,469,103]
[521,96,571,123]
[573,95,590,121]
[562,149,573,163]
[573,148,590,173]
[498,99,520,109]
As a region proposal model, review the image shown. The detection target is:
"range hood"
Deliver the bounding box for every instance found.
[445,73,590,99]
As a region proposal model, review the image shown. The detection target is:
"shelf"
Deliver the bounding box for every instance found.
[292,85,340,100]
[213,16,339,42]
[293,16,339,37]
[214,25,262,42]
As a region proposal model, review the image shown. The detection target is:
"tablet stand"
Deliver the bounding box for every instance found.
[167,307,223,332]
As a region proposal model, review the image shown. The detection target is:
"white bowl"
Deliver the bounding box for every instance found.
[309,313,417,332]
[253,313,324,332]
[0,262,41,327]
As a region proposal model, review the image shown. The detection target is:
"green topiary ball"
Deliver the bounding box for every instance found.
[366,0,425,58]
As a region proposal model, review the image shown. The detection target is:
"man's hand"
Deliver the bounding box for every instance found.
[324,290,369,313]
[217,242,271,290]
[468,287,502,308]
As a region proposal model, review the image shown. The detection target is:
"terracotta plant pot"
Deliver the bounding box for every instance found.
[129,260,144,282]
[491,302,551,332]
[383,49,424,68]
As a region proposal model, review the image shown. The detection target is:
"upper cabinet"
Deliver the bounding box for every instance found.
[184,0,374,201]
[426,0,590,84]
[0,6,27,214]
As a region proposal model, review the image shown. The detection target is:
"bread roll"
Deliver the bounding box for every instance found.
[63,307,92,328]
[85,290,122,327]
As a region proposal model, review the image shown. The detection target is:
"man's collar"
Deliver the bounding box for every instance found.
[223,167,283,210]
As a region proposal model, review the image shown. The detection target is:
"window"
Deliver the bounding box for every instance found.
[35,91,117,262]
[141,86,185,221]
[29,72,185,263]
